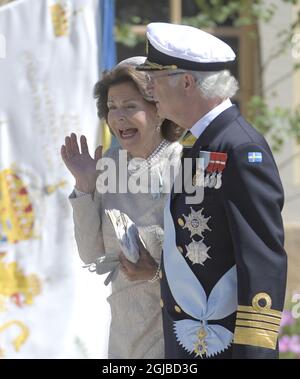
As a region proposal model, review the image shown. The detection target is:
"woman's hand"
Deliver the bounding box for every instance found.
[119,241,159,282]
[61,133,102,194]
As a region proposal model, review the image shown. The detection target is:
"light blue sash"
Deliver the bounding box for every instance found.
[163,195,238,357]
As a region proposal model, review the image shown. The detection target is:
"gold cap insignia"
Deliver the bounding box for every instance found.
[137,59,178,71]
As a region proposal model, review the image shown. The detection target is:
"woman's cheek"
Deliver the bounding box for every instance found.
[107,111,115,126]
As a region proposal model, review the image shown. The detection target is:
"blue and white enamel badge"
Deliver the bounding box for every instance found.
[248,152,262,163]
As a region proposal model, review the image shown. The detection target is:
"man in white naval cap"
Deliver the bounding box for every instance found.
[137,23,287,359]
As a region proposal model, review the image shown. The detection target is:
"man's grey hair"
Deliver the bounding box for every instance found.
[169,69,239,99]
[191,70,239,99]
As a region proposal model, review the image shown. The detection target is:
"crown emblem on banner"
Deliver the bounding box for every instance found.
[0,253,41,310]
[0,253,41,358]
[0,168,35,244]
[50,3,70,37]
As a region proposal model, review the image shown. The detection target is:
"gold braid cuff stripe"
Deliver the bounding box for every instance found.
[234,327,278,350]
[235,320,280,333]
[238,305,282,318]
[236,312,281,326]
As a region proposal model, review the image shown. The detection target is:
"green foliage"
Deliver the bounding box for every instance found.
[182,0,240,28]
[288,107,300,144]
[181,0,278,28]
[246,95,300,152]
[115,21,144,48]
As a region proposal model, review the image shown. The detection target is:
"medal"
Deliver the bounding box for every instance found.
[192,169,204,187]
[214,153,227,189]
[215,172,222,189]
[205,153,216,188]
[208,158,217,188]
[203,152,228,189]
[194,326,208,358]
[197,151,210,188]
[208,172,217,188]
[204,173,210,187]
[182,207,211,238]
[185,239,211,265]
[193,152,210,187]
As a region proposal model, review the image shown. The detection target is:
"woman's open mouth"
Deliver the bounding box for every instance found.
[119,128,138,140]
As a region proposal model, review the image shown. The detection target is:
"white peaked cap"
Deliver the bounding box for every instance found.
[137,23,236,71]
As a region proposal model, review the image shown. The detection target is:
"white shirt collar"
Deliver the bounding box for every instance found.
[190,99,232,138]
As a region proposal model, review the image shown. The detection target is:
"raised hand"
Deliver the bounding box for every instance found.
[61,133,102,194]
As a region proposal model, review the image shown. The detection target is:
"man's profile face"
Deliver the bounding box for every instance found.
[146,71,185,121]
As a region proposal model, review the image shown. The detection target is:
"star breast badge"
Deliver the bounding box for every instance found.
[182,207,211,238]
[185,239,211,265]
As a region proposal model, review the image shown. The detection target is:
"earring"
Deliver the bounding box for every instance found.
[156,117,163,131]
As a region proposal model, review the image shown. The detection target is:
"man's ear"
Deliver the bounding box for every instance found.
[183,73,197,91]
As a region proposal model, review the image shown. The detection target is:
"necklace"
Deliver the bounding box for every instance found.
[127,139,171,176]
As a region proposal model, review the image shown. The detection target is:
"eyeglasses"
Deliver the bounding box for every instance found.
[145,71,186,83]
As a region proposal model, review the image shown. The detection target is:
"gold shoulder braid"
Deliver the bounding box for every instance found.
[233,293,282,350]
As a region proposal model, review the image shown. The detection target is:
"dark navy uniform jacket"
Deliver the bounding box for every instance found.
[160,105,287,359]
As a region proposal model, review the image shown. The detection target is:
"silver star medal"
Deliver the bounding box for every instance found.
[185,239,211,265]
[182,207,211,238]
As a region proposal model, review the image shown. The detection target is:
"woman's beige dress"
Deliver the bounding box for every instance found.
[69,142,181,359]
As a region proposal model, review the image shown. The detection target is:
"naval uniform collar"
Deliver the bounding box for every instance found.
[187,103,240,158]
[190,98,233,139]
